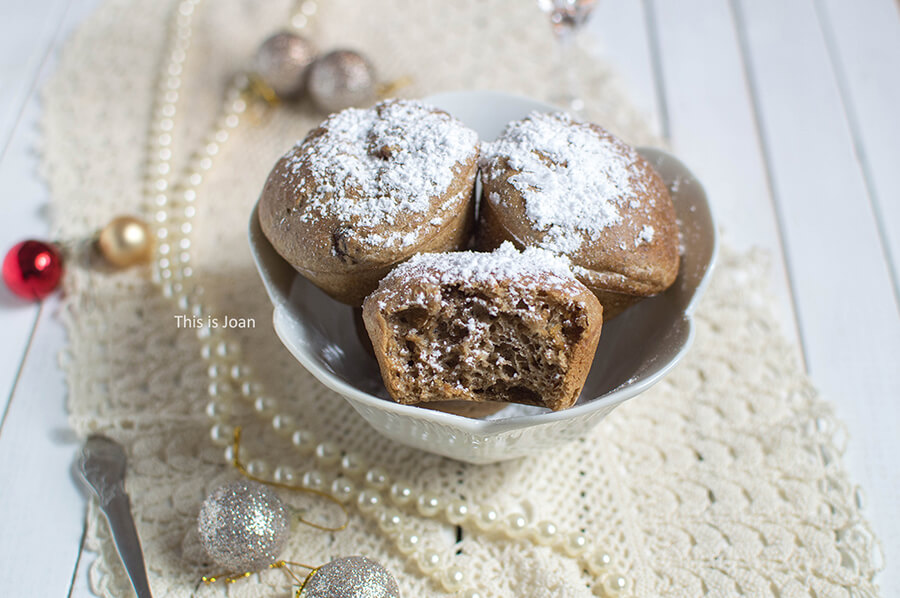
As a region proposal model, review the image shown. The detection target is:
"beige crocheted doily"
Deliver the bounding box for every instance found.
[43,0,882,596]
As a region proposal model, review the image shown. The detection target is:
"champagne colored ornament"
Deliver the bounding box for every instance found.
[306,49,376,113]
[197,480,290,571]
[2,240,63,300]
[299,556,400,598]
[254,31,317,100]
[98,216,154,267]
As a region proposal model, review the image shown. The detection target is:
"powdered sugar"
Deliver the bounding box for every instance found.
[376,241,580,303]
[636,224,655,246]
[481,112,649,253]
[285,99,478,250]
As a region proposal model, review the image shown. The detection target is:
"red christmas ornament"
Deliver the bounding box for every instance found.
[2,240,63,300]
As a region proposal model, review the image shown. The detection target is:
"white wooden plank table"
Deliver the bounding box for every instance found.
[1,0,898,595]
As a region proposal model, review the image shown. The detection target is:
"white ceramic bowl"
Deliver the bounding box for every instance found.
[249,90,717,464]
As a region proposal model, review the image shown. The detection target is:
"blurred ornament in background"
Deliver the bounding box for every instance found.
[3,215,154,301]
[2,240,63,300]
[306,49,377,113]
[254,31,317,100]
[98,215,154,267]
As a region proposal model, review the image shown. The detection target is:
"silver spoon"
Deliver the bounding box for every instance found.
[78,435,153,598]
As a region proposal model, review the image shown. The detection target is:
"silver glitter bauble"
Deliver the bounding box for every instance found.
[300,556,400,598]
[197,480,290,571]
[306,50,377,113]
[254,31,317,100]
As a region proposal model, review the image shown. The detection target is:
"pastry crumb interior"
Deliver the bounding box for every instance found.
[386,286,586,408]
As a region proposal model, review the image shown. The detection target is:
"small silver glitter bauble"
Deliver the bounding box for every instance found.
[306,50,376,113]
[300,556,400,598]
[254,31,317,100]
[197,480,290,571]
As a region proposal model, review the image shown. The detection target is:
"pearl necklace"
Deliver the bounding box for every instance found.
[146,1,627,596]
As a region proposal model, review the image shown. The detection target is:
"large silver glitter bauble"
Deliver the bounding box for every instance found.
[254,31,317,100]
[306,50,377,113]
[300,556,400,598]
[197,480,290,571]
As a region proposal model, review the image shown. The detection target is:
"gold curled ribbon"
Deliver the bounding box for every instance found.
[246,72,282,107]
[202,559,320,597]
[376,76,414,99]
[231,426,350,532]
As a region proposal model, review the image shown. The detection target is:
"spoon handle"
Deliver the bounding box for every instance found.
[99,487,154,598]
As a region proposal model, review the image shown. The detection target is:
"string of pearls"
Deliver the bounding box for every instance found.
[144,0,628,595]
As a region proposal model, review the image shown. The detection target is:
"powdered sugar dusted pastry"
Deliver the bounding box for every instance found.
[362,243,603,411]
[478,112,679,318]
[259,99,480,305]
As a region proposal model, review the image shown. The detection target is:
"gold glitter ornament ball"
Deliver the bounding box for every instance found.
[306,49,376,113]
[300,556,400,598]
[197,480,290,571]
[254,31,317,100]
[98,215,154,267]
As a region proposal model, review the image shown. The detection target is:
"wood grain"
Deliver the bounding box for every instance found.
[0,296,86,597]
[734,0,900,592]
[816,0,900,303]
[0,0,72,159]
[651,0,801,345]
